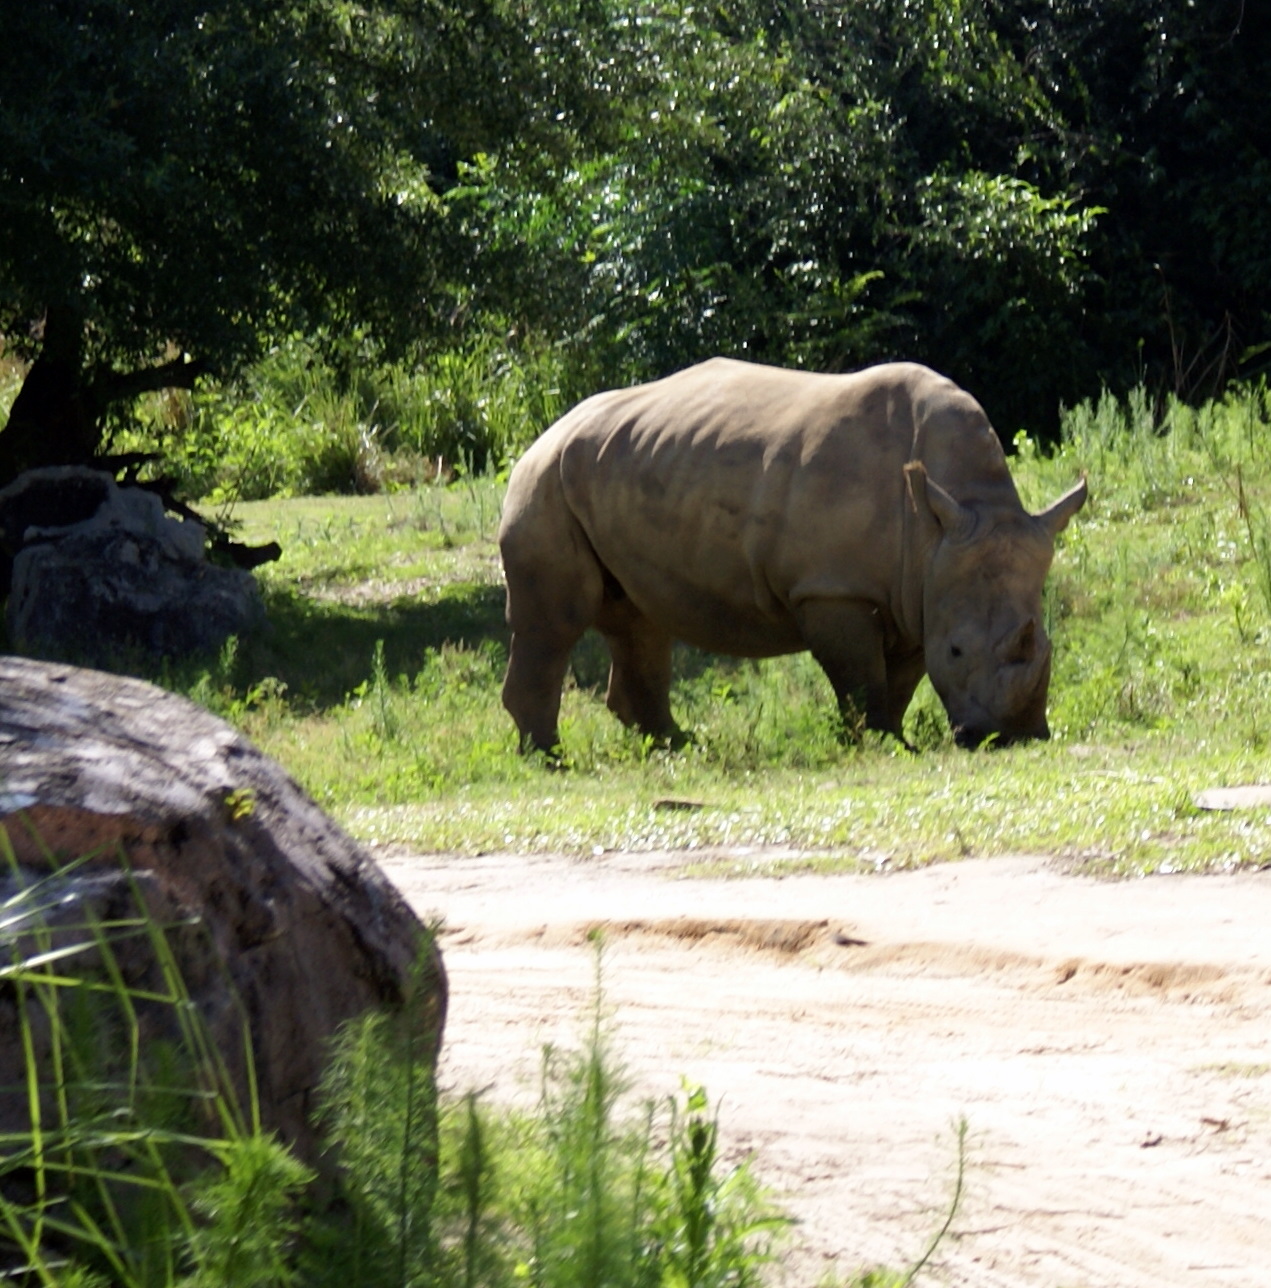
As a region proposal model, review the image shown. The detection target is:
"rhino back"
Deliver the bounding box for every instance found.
[547,359,977,654]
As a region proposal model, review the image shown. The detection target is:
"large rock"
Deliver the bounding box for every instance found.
[0,466,262,663]
[0,656,445,1161]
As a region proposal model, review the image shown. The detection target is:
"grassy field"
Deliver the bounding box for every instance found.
[168,382,1271,878]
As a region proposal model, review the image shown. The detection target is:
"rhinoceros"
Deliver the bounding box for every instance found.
[498,358,1086,753]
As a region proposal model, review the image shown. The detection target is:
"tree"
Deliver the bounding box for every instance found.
[0,0,545,484]
[454,0,1104,435]
[454,0,1271,439]
[1005,0,1271,398]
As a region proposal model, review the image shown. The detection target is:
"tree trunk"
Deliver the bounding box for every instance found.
[0,308,206,491]
[0,304,102,488]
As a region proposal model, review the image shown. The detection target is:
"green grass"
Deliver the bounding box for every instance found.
[80,378,1271,876]
[167,382,1271,876]
[0,848,313,1286]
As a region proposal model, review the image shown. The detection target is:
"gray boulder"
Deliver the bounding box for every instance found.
[0,656,445,1162]
[0,466,262,663]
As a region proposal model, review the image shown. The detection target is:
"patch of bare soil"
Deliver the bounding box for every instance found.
[379,849,1271,1288]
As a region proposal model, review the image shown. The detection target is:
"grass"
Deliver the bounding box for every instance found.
[0,848,312,1286]
[144,380,1271,878]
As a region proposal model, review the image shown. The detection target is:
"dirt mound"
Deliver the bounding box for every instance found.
[538,916,833,954]
[382,849,1271,1287]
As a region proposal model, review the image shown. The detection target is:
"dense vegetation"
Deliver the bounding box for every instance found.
[450,0,1271,438]
[1,0,1268,487]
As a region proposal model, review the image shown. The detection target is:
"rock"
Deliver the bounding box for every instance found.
[1194,784,1271,811]
[0,657,445,1162]
[0,465,262,663]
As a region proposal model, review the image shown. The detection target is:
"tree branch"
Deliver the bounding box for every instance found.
[92,355,207,407]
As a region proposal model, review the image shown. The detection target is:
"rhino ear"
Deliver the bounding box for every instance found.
[905,461,976,541]
[1036,476,1088,537]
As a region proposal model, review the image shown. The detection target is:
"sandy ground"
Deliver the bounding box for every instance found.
[378,847,1271,1288]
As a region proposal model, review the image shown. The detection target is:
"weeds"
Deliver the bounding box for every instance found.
[425,944,786,1288]
[0,845,310,1286]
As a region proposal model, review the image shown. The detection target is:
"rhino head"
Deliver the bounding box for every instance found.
[907,465,1088,748]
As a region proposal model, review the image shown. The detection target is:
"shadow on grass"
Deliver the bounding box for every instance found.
[0,582,511,716]
[569,632,749,694]
[3,579,739,719]
[256,591,753,712]
[233,582,512,710]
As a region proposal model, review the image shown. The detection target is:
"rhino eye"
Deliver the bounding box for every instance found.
[950,644,963,660]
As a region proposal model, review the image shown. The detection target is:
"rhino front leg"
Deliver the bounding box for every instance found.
[794,599,896,739]
[885,648,926,736]
[598,600,683,744]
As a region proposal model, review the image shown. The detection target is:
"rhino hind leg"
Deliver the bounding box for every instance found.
[502,628,583,755]
[597,599,683,745]
[501,525,605,754]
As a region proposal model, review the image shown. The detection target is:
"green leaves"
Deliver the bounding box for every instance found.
[442,0,1115,432]
[0,0,545,426]
[7,0,1269,486]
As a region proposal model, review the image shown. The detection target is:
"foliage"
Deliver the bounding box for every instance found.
[999,0,1271,396]
[449,0,1105,434]
[0,0,525,361]
[110,336,567,501]
[5,0,1270,488]
[0,0,568,478]
[0,353,22,423]
[442,0,1271,440]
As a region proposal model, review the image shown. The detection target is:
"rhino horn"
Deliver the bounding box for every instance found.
[1036,476,1088,536]
[904,461,976,541]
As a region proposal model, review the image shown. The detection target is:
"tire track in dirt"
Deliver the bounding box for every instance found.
[380,850,1271,1287]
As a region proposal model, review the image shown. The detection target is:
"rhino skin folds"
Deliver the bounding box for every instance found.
[498,358,1087,754]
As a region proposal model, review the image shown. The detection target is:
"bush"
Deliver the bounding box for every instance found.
[109,334,570,503]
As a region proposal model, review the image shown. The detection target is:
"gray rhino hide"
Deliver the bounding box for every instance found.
[499,359,1086,751]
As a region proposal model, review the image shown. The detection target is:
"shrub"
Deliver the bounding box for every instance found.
[109,334,569,504]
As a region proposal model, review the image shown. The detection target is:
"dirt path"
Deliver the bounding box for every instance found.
[379,848,1271,1288]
